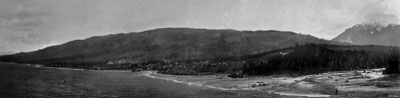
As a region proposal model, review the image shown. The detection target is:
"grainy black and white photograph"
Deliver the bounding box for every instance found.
[0,0,400,98]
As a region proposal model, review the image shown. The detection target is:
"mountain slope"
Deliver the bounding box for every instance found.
[332,23,400,46]
[1,28,339,64]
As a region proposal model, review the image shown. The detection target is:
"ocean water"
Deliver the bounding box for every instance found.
[0,62,275,98]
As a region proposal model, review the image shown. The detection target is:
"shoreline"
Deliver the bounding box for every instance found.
[14,63,399,98]
[140,71,243,91]
[25,64,133,72]
[140,71,332,98]
[137,68,400,98]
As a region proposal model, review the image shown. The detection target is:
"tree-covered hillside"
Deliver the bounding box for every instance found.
[0,28,338,65]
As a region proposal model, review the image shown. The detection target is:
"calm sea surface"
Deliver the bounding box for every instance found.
[0,62,280,98]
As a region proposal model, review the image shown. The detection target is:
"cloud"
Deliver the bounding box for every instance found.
[356,0,399,25]
[4,32,44,44]
[0,0,52,52]
[0,4,50,31]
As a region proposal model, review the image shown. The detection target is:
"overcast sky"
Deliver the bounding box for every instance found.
[1,0,400,53]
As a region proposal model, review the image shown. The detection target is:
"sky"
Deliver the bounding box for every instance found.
[1,0,400,53]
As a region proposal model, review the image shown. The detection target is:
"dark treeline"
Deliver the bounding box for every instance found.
[242,44,397,76]
[148,44,400,77]
[383,50,400,75]
[1,44,399,77]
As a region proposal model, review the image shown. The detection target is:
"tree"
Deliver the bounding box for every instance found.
[383,50,400,75]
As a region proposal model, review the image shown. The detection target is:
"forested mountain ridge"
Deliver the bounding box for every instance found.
[1,28,398,76]
[0,28,339,64]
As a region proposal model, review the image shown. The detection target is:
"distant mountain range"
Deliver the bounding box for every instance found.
[0,28,340,64]
[332,23,400,46]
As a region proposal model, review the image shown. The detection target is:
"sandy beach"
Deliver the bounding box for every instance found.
[139,68,400,98]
